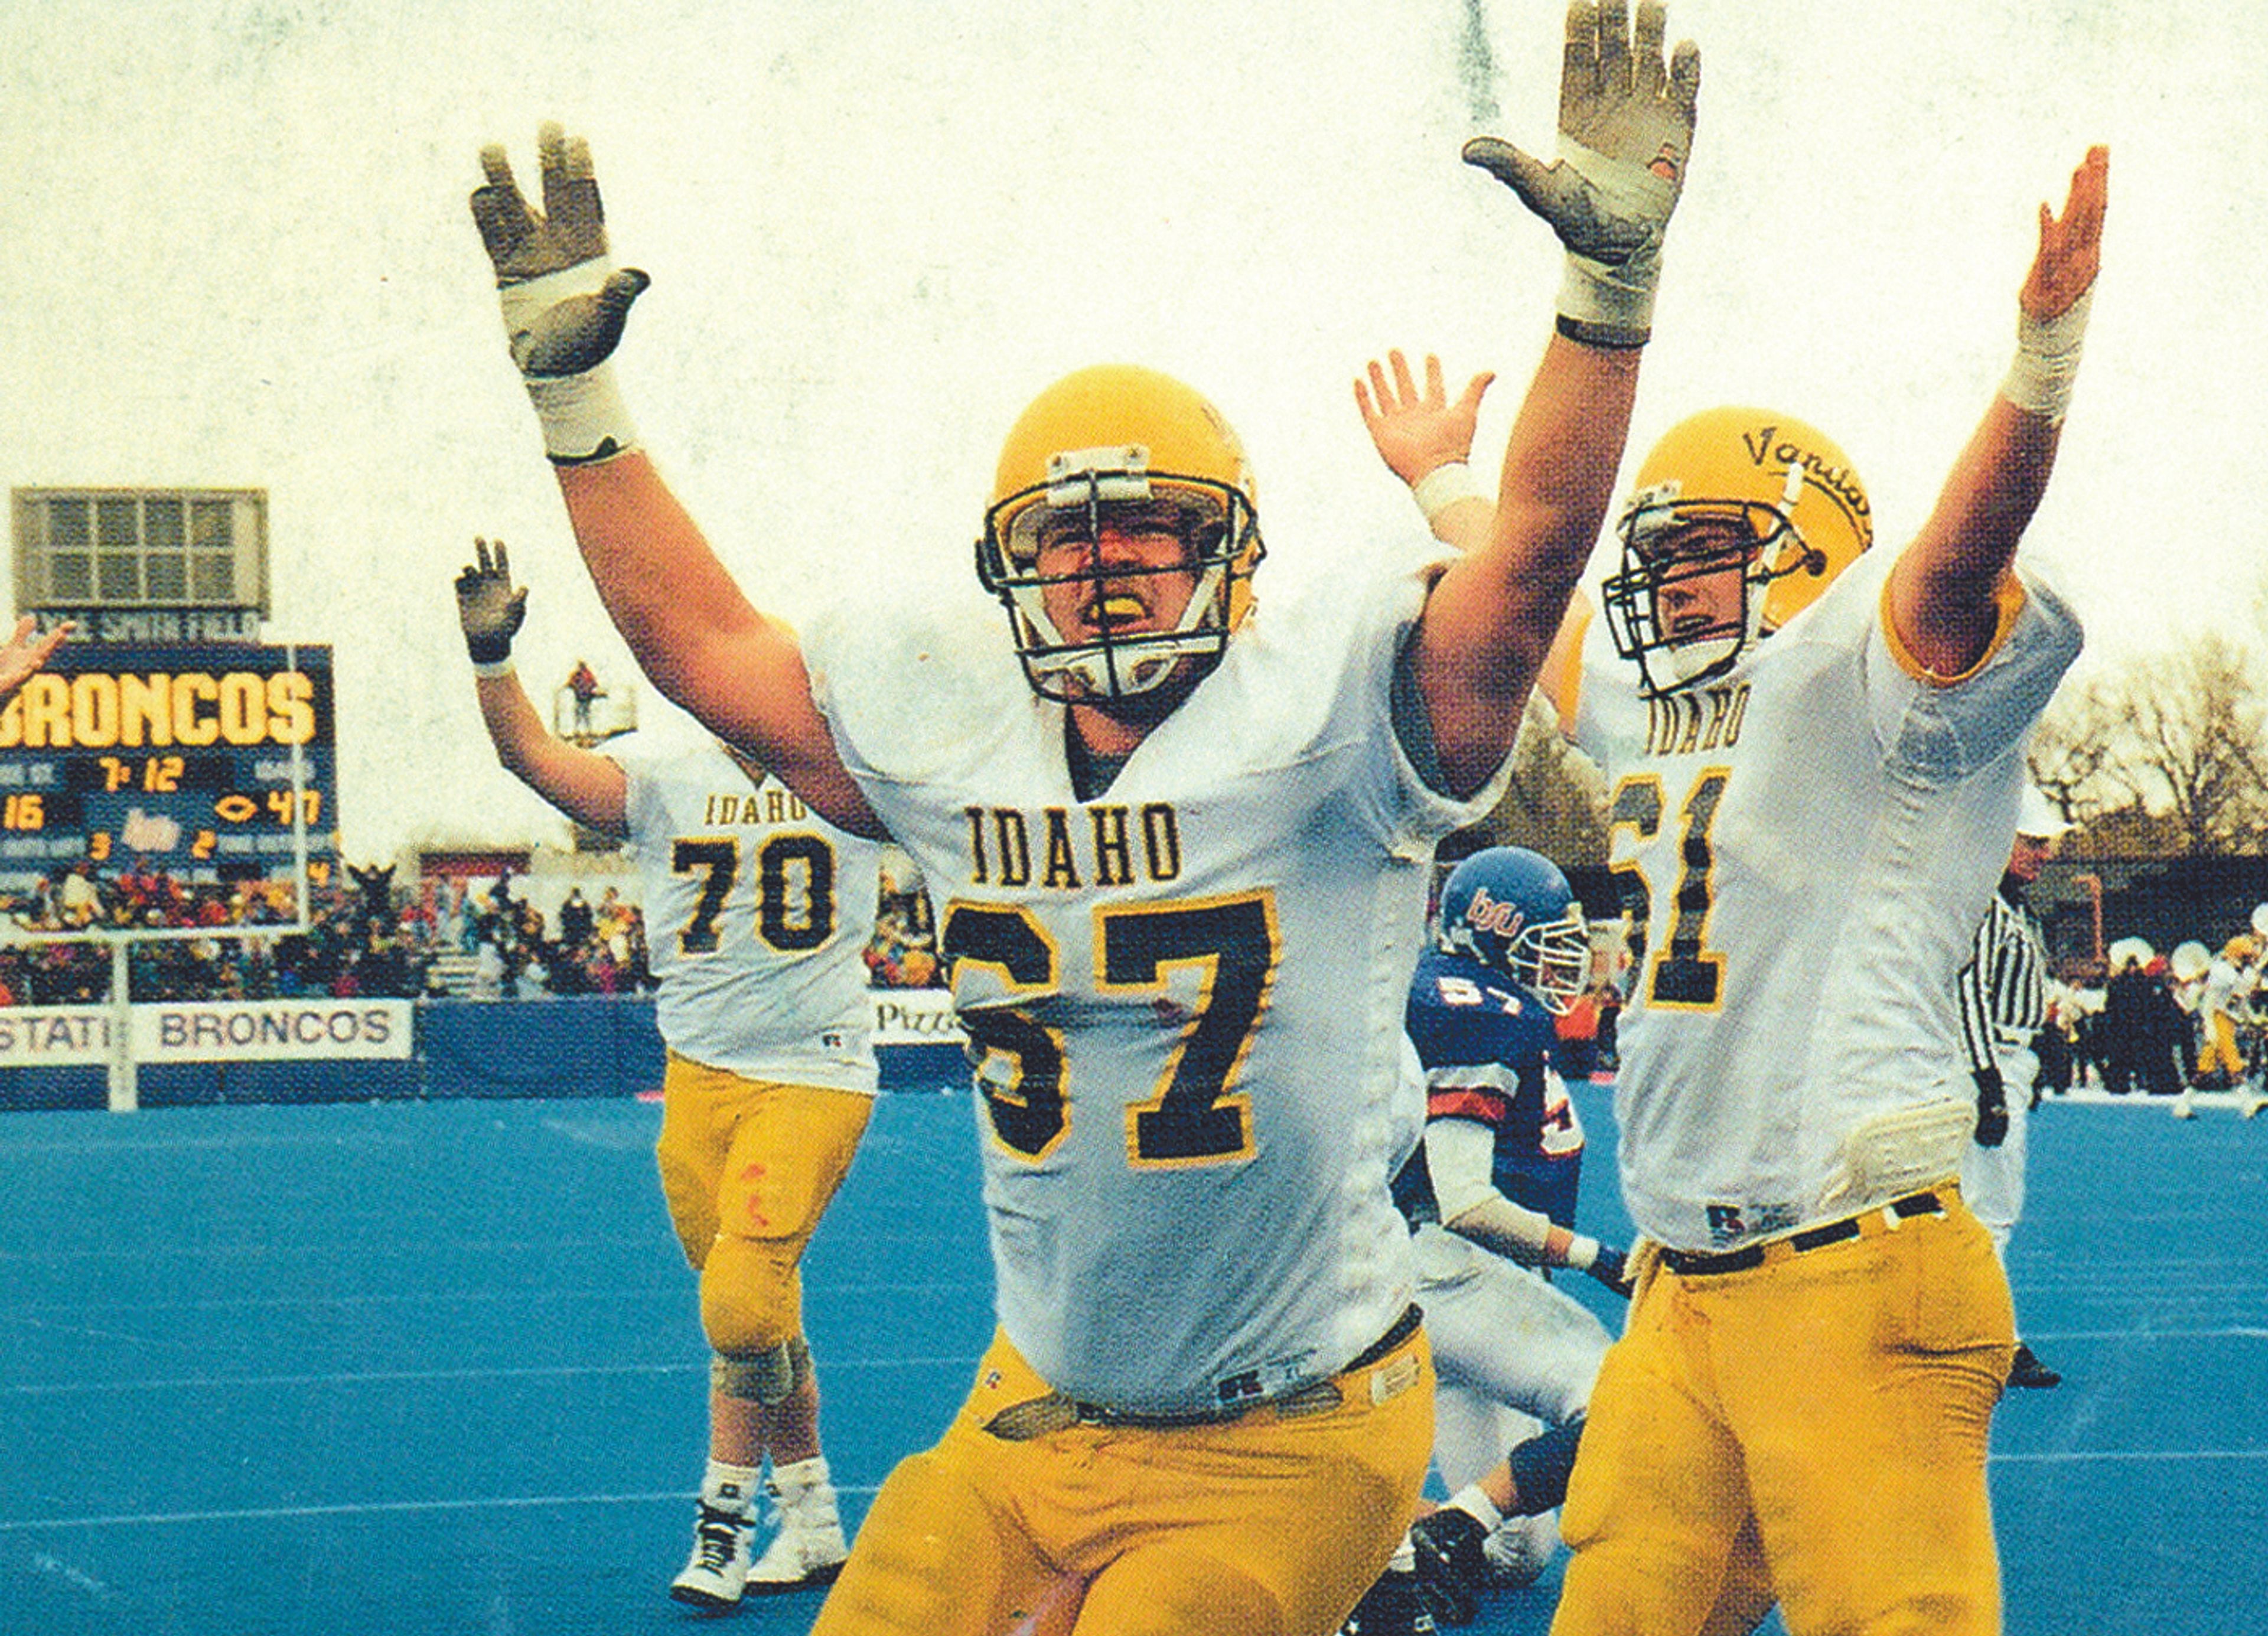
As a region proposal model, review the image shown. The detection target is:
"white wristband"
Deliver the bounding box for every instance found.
[471,656,517,680]
[1552,141,1671,347]
[1446,1484,1507,1535]
[2000,288,2092,425]
[1411,461,1485,524]
[524,364,640,465]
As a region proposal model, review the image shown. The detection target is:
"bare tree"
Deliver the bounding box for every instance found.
[2037,631,2268,855]
[2028,676,2124,822]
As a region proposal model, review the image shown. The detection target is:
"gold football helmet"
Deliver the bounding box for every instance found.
[1599,407,1873,696]
[977,364,1265,706]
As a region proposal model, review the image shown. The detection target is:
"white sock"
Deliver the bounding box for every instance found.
[700,1459,761,1515]
[771,1452,835,1507]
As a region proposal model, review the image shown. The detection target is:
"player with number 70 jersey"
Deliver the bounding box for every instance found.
[617,738,881,1087]
[454,539,884,1609]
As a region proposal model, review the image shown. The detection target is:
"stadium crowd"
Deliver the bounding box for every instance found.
[2042,930,2268,1101]
[0,855,947,1006]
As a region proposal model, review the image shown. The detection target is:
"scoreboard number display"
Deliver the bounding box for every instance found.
[0,643,335,876]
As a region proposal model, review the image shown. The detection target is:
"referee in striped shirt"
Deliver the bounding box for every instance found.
[1957,783,2071,1390]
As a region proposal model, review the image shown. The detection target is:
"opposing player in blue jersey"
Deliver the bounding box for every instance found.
[1345,848,1630,1634]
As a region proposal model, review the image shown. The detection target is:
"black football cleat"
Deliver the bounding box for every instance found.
[1340,1567,1438,1636]
[2008,1342,2062,1389]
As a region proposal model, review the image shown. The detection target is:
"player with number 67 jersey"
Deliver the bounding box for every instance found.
[467,4,1696,1618]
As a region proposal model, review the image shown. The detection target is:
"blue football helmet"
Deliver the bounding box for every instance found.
[1436,847,1592,1014]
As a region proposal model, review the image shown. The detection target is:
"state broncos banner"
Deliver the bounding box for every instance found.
[0,1006,115,1067]
[131,999,414,1063]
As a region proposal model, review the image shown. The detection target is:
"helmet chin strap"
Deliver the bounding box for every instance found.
[1081,655,1213,724]
[1014,556,1231,705]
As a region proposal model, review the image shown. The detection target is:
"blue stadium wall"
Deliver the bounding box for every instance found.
[0,997,966,1112]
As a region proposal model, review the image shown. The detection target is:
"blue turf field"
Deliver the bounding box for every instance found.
[3,1082,2264,1635]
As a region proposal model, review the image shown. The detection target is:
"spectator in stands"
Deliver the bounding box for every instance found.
[2141,954,2189,1094]
[559,885,595,950]
[566,657,604,736]
[623,908,656,993]
[1555,982,1602,1080]
[2034,988,2077,1094]
[471,937,505,1000]
[596,885,631,944]
[2100,950,2151,1094]
[439,881,467,951]
[862,904,939,989]
[1590,977,1622,1074]
[57,862,103,928]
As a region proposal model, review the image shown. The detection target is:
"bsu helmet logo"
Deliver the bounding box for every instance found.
[1464,887,1528,942]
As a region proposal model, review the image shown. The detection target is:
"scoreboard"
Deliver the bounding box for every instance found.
[0,643,335,876]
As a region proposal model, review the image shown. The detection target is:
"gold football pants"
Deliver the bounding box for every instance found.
[653,1052,873,1357]
[2199,1012,2245,1081]
[1552,1191,2013,1636]
[810,1322,1433,1636]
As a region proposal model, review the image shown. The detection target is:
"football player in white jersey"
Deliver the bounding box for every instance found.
[1361,136,2106,1635]
[454,542,882,1609]
[462,6,1700,1628]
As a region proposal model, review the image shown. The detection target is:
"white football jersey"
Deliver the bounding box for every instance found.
[611,738,880,1094]
[1559,550,2081,1252]
[806,546,1504,1415]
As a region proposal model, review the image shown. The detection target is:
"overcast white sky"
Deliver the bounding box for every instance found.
[3,1,2262,863]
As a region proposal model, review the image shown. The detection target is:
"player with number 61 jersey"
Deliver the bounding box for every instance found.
[1551,431,2082,1251]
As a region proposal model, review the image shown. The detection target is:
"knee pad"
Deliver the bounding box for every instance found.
[711,1333,814,1407]
[712,1342,796,1406]
[699,1236,801,1357]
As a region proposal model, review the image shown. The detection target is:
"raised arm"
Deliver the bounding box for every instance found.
[1357,350,1594,732]
[1407,0,1699,796]
[454,538,630,837]
[1887,146,2108,678]
[0,615,71,710]
[1354,350,1497,555]
[468,125,879,836]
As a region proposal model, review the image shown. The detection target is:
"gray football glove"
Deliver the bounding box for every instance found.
[455,537,529,667]
[1465,0,1699,346]
[470,123,649,462]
